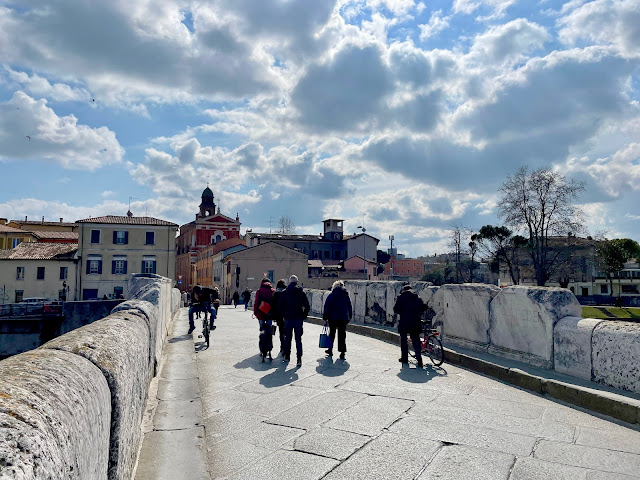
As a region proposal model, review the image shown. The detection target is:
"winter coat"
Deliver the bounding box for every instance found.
[323,287,352,323]
[270,289,285,323]
[242,290,251,303]
[232,291,240,302]
[254,283,275,320]
[393,288,424,334]
[278,283,310,321]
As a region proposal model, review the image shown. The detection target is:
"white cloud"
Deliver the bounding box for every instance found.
[0,91,123,170]
[558,0,640,57]
[453,0,517,19]
[3,66,91,102]
[467,19,549,65]
[419,10,451,40]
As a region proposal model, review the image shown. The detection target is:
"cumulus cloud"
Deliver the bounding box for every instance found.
[0,91,123,170]
[558,0,640,57]
[467,19,549,65]
[2,66,91,102]
[419,10,451,40]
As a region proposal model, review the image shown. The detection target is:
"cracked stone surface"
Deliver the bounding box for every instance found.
[133,306,640,480]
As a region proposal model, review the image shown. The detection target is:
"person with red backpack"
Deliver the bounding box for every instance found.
[254,278,275,362]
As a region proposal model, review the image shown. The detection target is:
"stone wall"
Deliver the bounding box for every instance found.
[304,281,640,394]
[0,274,180,480]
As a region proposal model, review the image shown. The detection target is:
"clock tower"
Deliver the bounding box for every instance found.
[322,218,344,241]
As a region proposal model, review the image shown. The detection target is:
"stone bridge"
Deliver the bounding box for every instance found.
[1,279,640,479]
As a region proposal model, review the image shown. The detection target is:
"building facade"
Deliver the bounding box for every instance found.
[175,187,242,291]
[0,243,78,303]
[0,222,35,250]
[76,215,178,300]
[195,237,246,287]
[382,256,426,279]
[220,242,308,303]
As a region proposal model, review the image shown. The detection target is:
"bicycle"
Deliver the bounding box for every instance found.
[197,303,216,348]
[410,321,444,366]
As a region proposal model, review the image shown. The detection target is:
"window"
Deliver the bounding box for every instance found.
[112,258,127,275]
[114,286,124,298]
[267,270,274,283]
[83,289,98,300]
[142,258,156,274]
[37,267,45,280]
[59,267,68,280]
[113,231,128,245]
[145,231,155,245]
[600,284,608,294]
[15,290,24,303]
[11,238,21,248]
[324,251,330,259]
[16,266,25,280]
[87,258,102,275]
[622,285,639,294]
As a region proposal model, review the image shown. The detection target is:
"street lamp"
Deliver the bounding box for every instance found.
[357,226,366,280]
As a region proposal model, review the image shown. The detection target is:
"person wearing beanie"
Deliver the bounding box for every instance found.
[278,274,310,366]
[393,284,425,367]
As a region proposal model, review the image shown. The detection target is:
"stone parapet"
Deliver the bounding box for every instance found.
[554,317,603,381]
[0,274,178,480]
[592,321,640,395]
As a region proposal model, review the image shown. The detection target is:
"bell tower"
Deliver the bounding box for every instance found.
[199,185,216,218]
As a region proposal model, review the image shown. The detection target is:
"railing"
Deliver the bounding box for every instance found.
[0,302,64,318]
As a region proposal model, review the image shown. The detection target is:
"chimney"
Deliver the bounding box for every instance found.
[60,217,63,223]
[0,218,6,225]
[25,215,28,221]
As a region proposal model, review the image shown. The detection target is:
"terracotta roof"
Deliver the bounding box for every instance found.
[30,231,79,240]
[76,215,178,226]
[0,224,32,234]
[0,243,78,260]
[10,220,77,228]
[248,232,324,241]
[308,259,343,268]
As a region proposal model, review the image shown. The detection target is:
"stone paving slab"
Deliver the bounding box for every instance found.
[323,432,441,480]
[408,402,576,442]
[156,377,200,401]
[224,422,305,449]
[233,384,325,417]
[534,440,640,477]
[419,444,514,480]
[576,426,640,454]
[510,457,589,480]
[324,395,414,435]
[338,378,441,401]
[390,415,537,456]
[203,409,268,440]
[153,399,201,431]
[265,390,367,430]
[228,449,339,480]
[431,391,545,419]
[293,427,370,460]
[206,438,272,479]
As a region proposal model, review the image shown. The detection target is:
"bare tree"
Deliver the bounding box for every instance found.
[471,225,527,285]
[448,226,464,283]
[276,216,296,234]
[498,167,585,286]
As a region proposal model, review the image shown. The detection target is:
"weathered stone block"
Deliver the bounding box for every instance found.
[171,288,181,315]
[112,300,159,372]
[311,290,325,317]
[554,317,603,381]
[592,321,640,395]
[41,312,151,480]
[385,282,404,326]
[488,286,581,368]
[366,281,389,326]
[439,284,500,347]
[345,281,368,323]
[0,349,111,479]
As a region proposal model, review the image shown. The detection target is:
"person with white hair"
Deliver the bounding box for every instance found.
[322,280,353,360]
[278,275,310,366]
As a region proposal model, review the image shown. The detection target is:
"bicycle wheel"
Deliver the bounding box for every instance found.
[427,335,444,366]
[203,313,210,348]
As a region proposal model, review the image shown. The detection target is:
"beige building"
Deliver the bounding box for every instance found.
[7,217,78,233]
[220,242,307,303]
[0,222,35,250]
[0,243,78,303]
[76,215,178,300]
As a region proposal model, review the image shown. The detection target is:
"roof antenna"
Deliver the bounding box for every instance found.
[128,196,138,217]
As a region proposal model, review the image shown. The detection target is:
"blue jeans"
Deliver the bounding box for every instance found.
[283,318,303,359]
[189,304,216,329]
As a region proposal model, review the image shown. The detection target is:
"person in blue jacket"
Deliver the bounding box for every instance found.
[323,280,352,360]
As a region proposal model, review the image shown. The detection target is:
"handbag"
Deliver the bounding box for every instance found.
[259,300,271,314]
[319,322,332,349]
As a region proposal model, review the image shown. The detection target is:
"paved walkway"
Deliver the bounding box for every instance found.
[137,306,640,479]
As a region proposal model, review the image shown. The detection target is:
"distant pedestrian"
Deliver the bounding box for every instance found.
[232,291,240,308]
[278,275,310,367]
[242,288,251,310]
[270,279,287,354]
[393,284,424,368]
[254,278,275,361]
[322,280,352,360]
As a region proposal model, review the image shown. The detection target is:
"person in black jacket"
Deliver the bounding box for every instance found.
[323,280,352,360]
[270,279,287,355]
[393,284,424,367]
[278,275,310,366]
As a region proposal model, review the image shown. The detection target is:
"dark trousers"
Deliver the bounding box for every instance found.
[328,320,347,353]
[283,318,303,359]
[189,304,215,329]
[400,330,422,363]
[275,319,285,350]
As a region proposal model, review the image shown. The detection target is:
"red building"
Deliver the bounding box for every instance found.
[383,256,425,279]
[175,187,242,291]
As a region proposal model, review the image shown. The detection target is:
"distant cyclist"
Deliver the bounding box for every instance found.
[188,284,203,334]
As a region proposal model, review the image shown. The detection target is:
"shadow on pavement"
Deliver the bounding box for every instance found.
[194,341,209,352]
[234,355,279,372]
[397,364,448,384]
[316,356,350,376]
[259,362,299,388]
[168,335,191,343]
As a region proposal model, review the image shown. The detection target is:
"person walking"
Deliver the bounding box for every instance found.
[242,288,251,310]
[254,278,275,361]
[322,280,352,360]
[232,291,240,308]
[278,275,310,366]
[270,279,287,355]
[393,284,424,367]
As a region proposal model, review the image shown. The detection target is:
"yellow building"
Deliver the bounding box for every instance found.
[0,221,36,250]
[76,215,178,300]
[7,217,78,233]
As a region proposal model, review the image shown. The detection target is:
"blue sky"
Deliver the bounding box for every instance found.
[0,0,639,257]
